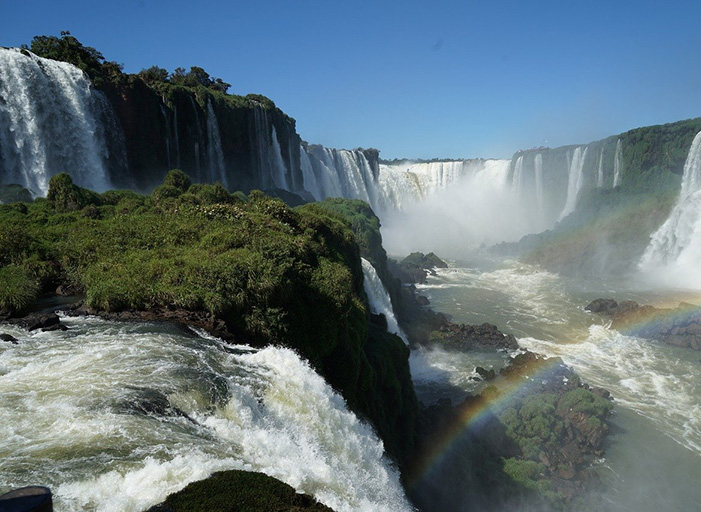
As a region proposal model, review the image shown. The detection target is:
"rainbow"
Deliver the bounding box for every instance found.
[406,352,565,489]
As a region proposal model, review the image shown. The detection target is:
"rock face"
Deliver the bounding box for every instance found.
[586,298,701,350]
[389,252,448,285]
[7,312,68,332]
[427,322,519,351]
[145,470,335,512]
[99,80,305,194]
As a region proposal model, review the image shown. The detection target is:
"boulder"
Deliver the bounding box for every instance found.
[1,333,18,344]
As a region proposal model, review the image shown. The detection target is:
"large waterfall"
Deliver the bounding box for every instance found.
[0,48,125,195]
[558,146,588,221]
[0,316,412,512]
[638,131,701,286]
[361,258,408,344]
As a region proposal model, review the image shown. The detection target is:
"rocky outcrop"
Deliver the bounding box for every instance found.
[410,350,613,512]
[100,79,304,194]
[145,470,335,512]
[586,298,701,350]
[426,322,519,351]
[389,252,447,285]
[6,312,68,332]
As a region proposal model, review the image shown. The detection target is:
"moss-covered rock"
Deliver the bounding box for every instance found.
[145,470,335,512]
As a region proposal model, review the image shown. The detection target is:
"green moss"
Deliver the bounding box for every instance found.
[148,470,334,512]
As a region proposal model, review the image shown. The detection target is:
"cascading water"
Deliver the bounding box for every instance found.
[361,258,408,344]
[558,146,588,221]
[613,139,623,187]
[597,149,604,188]
[0,316,412,512]
[206,101,227,187]
[534,153,545,225]
[270,125,289,189]
[511,155,524,195]
[638,131,701,286]
[0,48,123,195]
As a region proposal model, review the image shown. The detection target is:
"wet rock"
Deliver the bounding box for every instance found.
[427,322,519,351]
[475,366,496,381]
[1,333,18,344]
[584,298,619,314]
[586,298,701,350]
[10,312,65,332]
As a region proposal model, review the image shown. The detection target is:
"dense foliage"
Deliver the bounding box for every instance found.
[0,174,417,465]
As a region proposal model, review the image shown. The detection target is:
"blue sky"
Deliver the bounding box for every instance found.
[3,0,701,159]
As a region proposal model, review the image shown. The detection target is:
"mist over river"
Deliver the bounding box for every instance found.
[412,255,701,512]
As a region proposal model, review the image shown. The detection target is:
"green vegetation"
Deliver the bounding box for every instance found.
[556,388,612,418]
[0,173,416,465]
[500,394,563,461]
[26,31,124,87]
[146,470,334,512]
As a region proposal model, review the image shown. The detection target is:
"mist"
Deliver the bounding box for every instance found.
[378,159,548,258]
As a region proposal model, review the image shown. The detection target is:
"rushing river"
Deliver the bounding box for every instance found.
[0,316,412,512]
[412,256,701,512]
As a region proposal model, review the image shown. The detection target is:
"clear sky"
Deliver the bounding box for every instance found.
[3,0,701,159]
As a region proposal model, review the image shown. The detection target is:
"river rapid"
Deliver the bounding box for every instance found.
[0,316,412,512]
[412,255,701,512]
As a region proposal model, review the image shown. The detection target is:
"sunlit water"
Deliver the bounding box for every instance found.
[0,316,412,512]
[412,256,701,511]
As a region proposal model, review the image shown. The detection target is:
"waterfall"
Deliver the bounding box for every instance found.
[160,105,173,170]
[188,96,204,178]
[558,146,588,221]
[304,146,377,205]
[0,48,123,195]
[597,149,604,188]
[270,125,289,189]
[0,317,412,512]
[613,139,622,187]
[639,131,701,285]
[511,155,524,195]
[206,101,227,187]
[361,258,408,344]
[534,153,544,224]
[300,144,322,199]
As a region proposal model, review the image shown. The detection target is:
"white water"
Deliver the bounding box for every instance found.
[206,101,227,187]
[597,148,604,188]
[613,139,623,187]
[416,258,701,511]
[511,155,524,195]
[558,146,588,221]
[639,131,701,287]
[534,153,545,225]
[361,258,408,343]
[0,316,411,512]
[0,48,122,195]
[270,125,289,189]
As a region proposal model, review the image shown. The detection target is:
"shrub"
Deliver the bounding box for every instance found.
[163,169,192,192]
[0,265,40,313]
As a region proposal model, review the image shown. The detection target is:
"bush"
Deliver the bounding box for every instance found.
[0,265,40,313]
[163,169,191,192]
